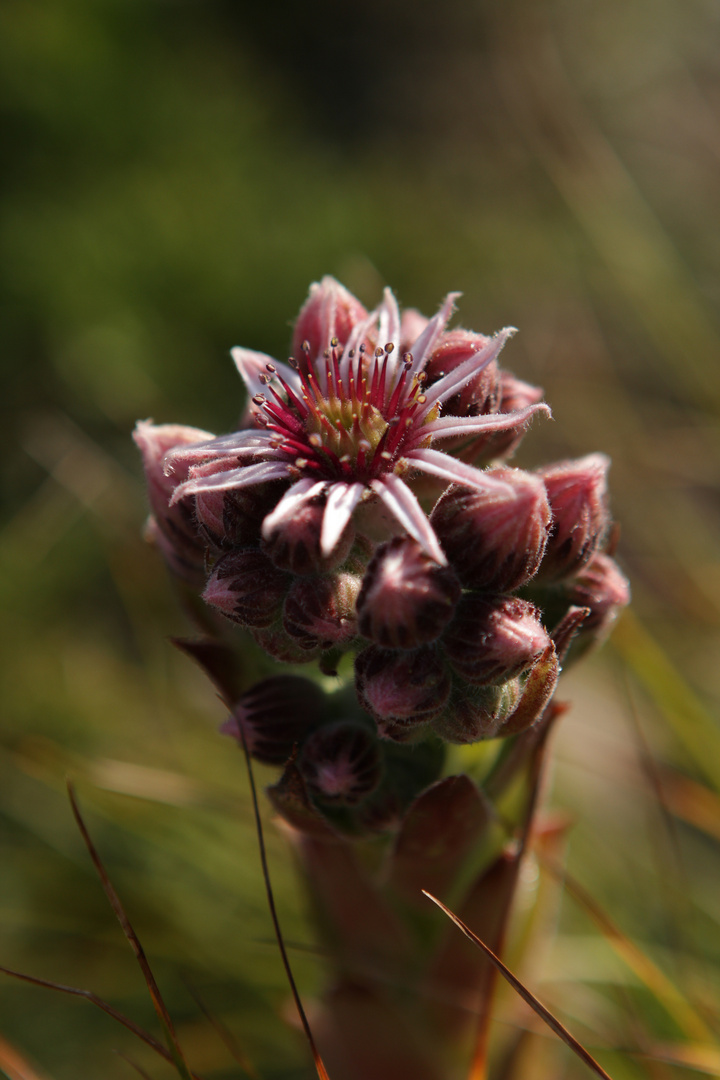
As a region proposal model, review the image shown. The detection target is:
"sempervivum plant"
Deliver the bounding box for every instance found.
[136,278,629,1080]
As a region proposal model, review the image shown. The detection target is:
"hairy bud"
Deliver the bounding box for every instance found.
[221,675,326,764]
[133,421,212,582]
[424,329,501,417]
[203,548,290,627]
[466,371,545,464]
[442,595,551,685]
[292,276,369,367]
[355,645,451,737]
[300,721,382,804]
[262,486,354,575]
[433,681,522,744]
[430,469,551,591]
[537,454,611,580]
[563,552,630,648]
[283,572,361,651]
[357,537,461,649]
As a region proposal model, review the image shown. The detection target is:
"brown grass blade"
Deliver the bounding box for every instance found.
[0,1032,54,1080]
[0,964,170,1063]
[66,781,199,1080]
[237,734,332,1080]
[422,891,615,1080]
[539,854,712,1043]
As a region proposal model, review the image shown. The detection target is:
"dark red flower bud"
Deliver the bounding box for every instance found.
[203,548,290,627]
[194,465,287,549]
[220,675,326,764]
[430,469,551,591]
[564,552,630,644]
[283,572,361,651]
[133,421,211,582]
[299,721,382,805]
[537,454,611,580]
[262,486,355,575]
[424,329,501,417]
[432,681,521,743]
[442,595,551,685]
[292,276,368,368]
[357,538,461,649]
[252,622,320,663]
[355,645,450,738]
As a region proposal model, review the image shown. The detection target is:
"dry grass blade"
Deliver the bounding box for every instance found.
[0,1032,54,1080]
[539,854,712,1043]
[0,964,169,1063]
[237,734,331,1080]
[185,984,260,1079]
[422,891,615,1080]
[66,781,200,1080]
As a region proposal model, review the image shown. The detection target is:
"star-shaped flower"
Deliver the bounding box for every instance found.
[162,277,550,564]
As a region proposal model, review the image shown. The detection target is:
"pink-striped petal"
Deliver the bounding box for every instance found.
[231,347,301,399]
[321,482,365,557]
[370,474,446,564]
[261,478,327,539]
[405,448,516,494]
[404,292,461,379]
[377,288,401,358]
[422,401,551,441]
[418,328,516,415]
[170,460,291,504]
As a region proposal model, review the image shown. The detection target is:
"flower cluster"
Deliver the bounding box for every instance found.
[136,278,628,810]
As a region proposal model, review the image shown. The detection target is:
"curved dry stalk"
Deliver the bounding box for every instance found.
[422,891,615,1080]
[238,734,331,1080]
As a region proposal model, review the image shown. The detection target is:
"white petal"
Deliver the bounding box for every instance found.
[405,448,516,493]
[404,291,461,380]
[422,401,551,441]
[418,327,516,414]
[339,308,382,388]
[370,474,446,564]
[231,347,301,398]
[377,287,401,357]
[321,482,365,556]
[170,460,291,504]
[261,478,326,538]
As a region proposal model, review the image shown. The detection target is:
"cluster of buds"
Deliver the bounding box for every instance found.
[136,278,628,826]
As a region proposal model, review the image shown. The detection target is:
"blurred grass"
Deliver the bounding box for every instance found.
[1,0,720,1076]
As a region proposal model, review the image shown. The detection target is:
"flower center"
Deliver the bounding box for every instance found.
[254,342,434,482]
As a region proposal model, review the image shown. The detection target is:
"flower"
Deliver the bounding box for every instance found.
[162,277,550,565]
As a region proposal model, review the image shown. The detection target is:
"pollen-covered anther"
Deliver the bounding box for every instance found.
[357,537,461,649]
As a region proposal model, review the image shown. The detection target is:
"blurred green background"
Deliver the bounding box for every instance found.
[1,0,720,1076]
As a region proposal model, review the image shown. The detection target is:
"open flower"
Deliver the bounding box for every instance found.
[163,278,550,564]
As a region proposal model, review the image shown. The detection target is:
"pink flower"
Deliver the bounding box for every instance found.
[163,277,550,565]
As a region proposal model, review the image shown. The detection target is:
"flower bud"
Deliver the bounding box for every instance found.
[193,461,287,549]
[299,721,382,805]
[283,572,361,651]
[221,675,326,764]
[203,548,290,627]
[442,595,551,685]
[253,621,320,663]
[430,469,551,591]
[357,538,461,649]
[536,454,611,580]
[564,552,630,646]
[292,276,368,368]
[262,486,355,575]
[355,645,451,738]
[133,421,212,581]
[433,681,521,744]
[424,330,501,417]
